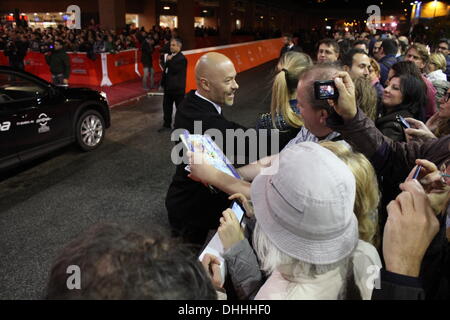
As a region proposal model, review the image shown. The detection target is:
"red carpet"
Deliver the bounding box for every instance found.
[72,79,162,108]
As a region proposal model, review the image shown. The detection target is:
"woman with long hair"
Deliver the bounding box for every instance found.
[375,73,427,142]
[319,141,380,248]
[425,88,450,138]
[256,51,313,149]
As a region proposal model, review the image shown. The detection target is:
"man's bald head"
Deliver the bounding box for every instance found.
[195,52,234,82]
[195,52,239,107]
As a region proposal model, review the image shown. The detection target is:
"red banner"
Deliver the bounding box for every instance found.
[0,50,102,86]
[68,53,103,86]
[106,50,140,85]
[24,51,52,82]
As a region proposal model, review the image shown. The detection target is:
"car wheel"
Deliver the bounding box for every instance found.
[76,110,105,152]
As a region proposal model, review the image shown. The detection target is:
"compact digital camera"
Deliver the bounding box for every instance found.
[314,80,339,100]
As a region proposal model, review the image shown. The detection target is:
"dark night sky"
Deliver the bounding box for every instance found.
[260,0,409,10]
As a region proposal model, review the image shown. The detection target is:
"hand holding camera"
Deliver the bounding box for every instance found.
[314,81,339,100]
[316,72,357,122]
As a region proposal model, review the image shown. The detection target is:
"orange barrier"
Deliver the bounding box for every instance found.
[0,38,283,90]
[195,36,256,49]
[183,38,284,92]
[68,53,103,86]
[105,49,140,85]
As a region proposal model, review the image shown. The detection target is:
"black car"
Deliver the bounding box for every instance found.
[0,66,111,171]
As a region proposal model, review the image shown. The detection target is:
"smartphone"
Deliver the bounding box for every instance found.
[230,201,246,223]
[314,81,339,100]
[412,165,423,180]
[396,115,411,129]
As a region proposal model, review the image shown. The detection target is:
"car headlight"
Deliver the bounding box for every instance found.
[100,91,109,104]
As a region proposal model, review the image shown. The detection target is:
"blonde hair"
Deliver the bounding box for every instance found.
[354,78,378,121]
[319,142,380,247]
[370,58,380,78]
[272,52,313,129]
[429,53,447,72]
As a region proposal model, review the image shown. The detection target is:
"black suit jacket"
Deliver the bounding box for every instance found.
[161,52,187,95]
[166,91,248,239]
[280,44,303,58]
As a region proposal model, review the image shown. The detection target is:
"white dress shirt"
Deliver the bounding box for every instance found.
[195,91,222,114]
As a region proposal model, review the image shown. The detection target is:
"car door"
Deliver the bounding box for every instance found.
[0,78,19,169]
[0,70,70,158]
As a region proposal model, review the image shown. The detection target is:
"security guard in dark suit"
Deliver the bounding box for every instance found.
[280,33,303,58]
[159,38,187,132]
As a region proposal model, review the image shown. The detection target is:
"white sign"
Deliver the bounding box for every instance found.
[66,5,81,30]
[367,5,381,31]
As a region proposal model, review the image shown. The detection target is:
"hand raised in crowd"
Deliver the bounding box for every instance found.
[229,193,255,218]
[201,254,223,289]
[404,118,437,143]
[218,209,245,251]
[408,159,450,215]
[328,71,357,122]
[384,179,440,278]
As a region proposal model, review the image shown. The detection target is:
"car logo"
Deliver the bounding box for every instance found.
[36,113,52,127]
[37,113,52,134]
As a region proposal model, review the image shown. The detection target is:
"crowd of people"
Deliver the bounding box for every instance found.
[2,19,448,300]
[0,21,181,87]
[0,20,179,56]
[165,31,449,300]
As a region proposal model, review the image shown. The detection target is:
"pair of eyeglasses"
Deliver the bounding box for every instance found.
[444,92,450,103]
